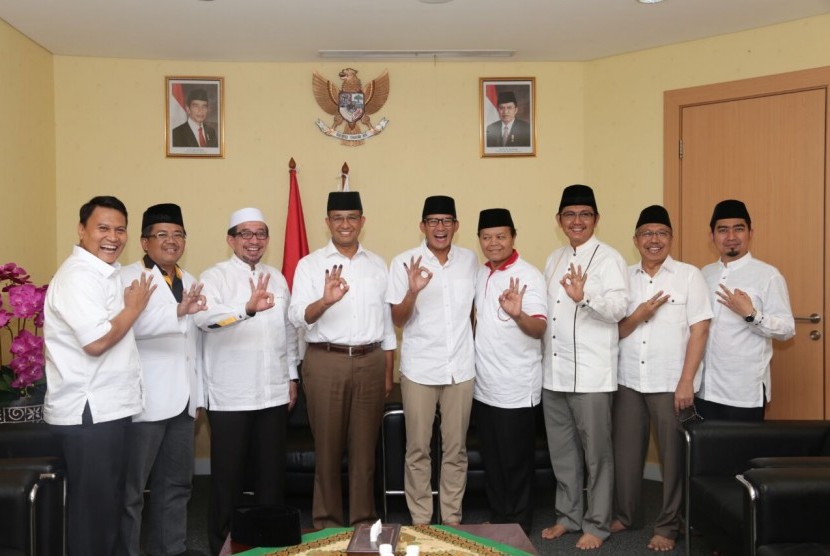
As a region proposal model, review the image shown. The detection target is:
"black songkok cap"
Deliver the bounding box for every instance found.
[478,208,514,231]
[327,191,363,212]
[186,88,209,105]
[231,505,302,547]
[422,195,457,218]
[497,91,517,106]
[710,199,751,229]
[142,203,184,230]
[635,205,672,230]
[559,184,597,213]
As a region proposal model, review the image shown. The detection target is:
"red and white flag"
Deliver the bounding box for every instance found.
[282,160,309,291]
[170,82,188,126]
[484,84,500,126]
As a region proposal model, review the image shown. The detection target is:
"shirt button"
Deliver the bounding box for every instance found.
[641,361,645,364]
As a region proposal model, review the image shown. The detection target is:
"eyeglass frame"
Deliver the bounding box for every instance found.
[231,230,269,240]
[143,230,187,241]
[423,217,457,228]
[558,210,597,221]
[635,229,673,240]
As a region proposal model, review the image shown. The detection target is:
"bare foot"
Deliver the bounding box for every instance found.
[647,534,676,552]
[541,524,568,540]
[576,533,604,550]
[610,519,627,533]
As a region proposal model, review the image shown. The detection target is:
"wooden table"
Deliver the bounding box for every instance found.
[220,523,538,555]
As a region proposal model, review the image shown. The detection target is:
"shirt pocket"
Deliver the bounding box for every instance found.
[661,293,688,325]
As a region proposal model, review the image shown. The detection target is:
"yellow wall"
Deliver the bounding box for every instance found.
[52,59,584,274]
[0,18,55,285]
[5,13,830,465]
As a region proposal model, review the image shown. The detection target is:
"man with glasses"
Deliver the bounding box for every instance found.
[540,184,628,550]
[194,207,299,554]
[118,203,207,556]
[386,195,478,525]
[696,200,794,421]
[610,205,711,552]
[289,191,396,529]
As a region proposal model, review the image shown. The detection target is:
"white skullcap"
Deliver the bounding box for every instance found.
[228,207,266,229]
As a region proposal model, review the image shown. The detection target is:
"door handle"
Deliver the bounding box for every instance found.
[794,313,821,324]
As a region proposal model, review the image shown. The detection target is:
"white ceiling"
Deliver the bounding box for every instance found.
[2,0,830,62]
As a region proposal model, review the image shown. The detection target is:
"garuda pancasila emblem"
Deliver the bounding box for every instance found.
[312,68,390,146]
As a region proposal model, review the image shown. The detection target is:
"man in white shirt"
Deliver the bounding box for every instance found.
[540,184,628,550]
[44,195,155,556]
[193,207,299,555]
[289,191,396,529]
[473,208,547,534]
[118,203,207,556]
[610,205,712,552]
[386,195,478,525]
[697,199,795,421]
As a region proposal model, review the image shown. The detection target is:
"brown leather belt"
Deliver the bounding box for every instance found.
[308,342,381,357]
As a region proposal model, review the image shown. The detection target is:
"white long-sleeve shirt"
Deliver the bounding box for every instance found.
[542,236,629,393]
[699,253,794,407]
[121,261,204,421]
[193,256,298,411]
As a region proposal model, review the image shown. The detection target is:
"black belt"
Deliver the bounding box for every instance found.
[308,342,381,357]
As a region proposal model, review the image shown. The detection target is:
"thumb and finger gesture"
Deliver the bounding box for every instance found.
[499,277,527,318]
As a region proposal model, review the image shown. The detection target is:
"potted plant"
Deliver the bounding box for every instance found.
[0,263,47,422]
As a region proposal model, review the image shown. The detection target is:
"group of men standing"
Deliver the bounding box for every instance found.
[40,183,793,555]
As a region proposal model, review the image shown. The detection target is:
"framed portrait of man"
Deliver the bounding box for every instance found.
[165,76,224,158]
[480,77,536,158]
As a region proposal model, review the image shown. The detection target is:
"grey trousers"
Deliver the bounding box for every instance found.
[612,385,684,540]
[119,407,194,556]
[542,389,613,541]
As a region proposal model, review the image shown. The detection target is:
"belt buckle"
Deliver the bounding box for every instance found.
[348,346,355,357]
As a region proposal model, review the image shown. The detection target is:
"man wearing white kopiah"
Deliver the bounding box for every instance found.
[118,203,207,556]
[193,207,299,555]
[610,205,711,553]
[540,184,628,551]
[696,199,794,421]
[473,208,547,534]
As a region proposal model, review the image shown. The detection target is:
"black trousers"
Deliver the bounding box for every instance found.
[206,405,288,556]
[695,396,765,422]
[473,399,537,533]
[55,403,129,556]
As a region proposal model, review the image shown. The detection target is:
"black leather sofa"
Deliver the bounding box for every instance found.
[0,423,65,556]
[684,420,830,556]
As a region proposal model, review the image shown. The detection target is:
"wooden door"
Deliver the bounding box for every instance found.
[664,69,830,419]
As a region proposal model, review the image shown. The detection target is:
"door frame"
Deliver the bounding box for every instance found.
[663,66,830,419]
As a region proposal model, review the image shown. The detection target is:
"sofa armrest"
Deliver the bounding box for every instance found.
[685,421,830,478]
[748,457,830,469]
[739,467,830,549]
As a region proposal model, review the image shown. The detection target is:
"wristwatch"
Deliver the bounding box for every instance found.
[744,308,757,323]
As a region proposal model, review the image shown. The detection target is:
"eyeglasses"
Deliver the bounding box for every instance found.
[328,215,362,225]
[145,231,187,241]
[636,230,672,239]
[424,217,456,228]
[233,230,268,240]
[559,211,596,221]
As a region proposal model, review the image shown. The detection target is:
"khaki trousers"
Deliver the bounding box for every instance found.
[401,375,474,524]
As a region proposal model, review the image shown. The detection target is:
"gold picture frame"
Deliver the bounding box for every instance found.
[165,76,224,158]
[479,77,536,158]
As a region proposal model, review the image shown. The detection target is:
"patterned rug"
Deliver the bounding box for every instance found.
[236,525,533,555]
